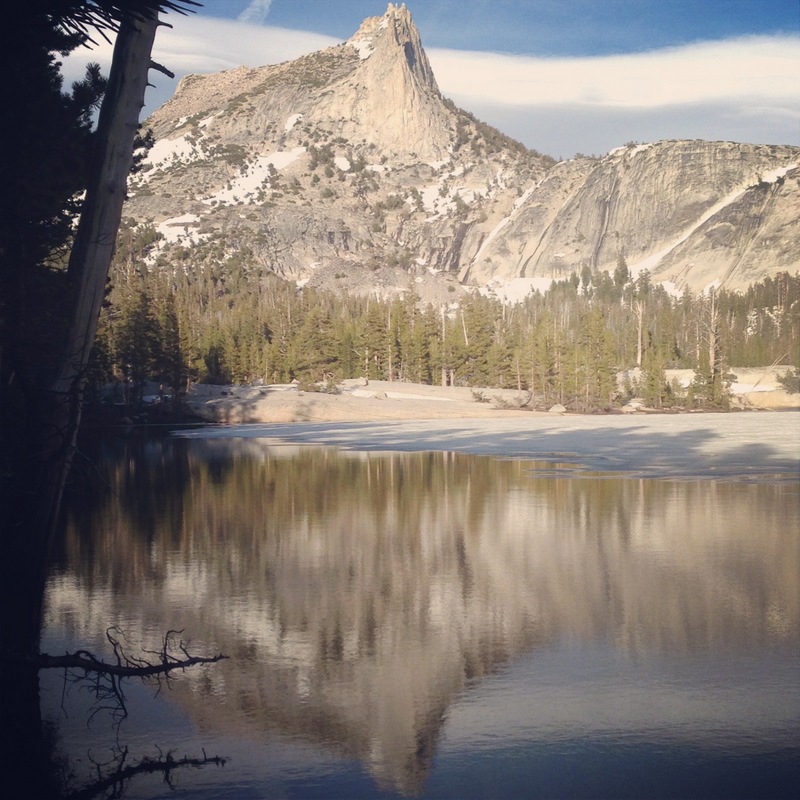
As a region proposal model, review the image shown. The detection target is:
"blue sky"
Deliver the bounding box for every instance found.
[65,1,800,157]
[203,0,799,55]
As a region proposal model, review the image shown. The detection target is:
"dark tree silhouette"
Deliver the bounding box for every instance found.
[0,3,199,796]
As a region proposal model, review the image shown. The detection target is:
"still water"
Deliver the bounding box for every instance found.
[42,432,799,799]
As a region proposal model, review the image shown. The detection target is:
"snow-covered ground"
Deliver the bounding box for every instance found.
[176,394,799,481]
[155,213,204,244]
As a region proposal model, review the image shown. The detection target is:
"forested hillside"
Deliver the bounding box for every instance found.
[90,224,799,412]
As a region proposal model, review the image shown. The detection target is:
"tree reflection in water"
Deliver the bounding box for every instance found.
[45,434,800,797]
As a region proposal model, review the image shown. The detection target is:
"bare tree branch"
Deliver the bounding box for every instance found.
[149,59,174,78]
[19,627,227,726]
[31,628,227,678]
[63,744,227,800]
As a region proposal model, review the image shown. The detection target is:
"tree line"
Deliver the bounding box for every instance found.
[91,229,799,412]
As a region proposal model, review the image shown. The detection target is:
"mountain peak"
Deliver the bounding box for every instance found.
[347,3,438,94]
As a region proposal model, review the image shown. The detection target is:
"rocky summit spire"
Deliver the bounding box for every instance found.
[347,3,439,93]
[334,3,449,159]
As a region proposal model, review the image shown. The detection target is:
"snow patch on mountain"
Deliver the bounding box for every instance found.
[625,157,796,284]
[142,215,209,264]
[513,186,537,210]
[268,147,307,170]
[480,277,554,303]
[350,39,374,60]
[140,135,202,177]
[284,113,303,132]
[627,174,768,277]
[763,162,797,182]
[202,147,306,206]
[157,213,201,243]
[608,142,654,159]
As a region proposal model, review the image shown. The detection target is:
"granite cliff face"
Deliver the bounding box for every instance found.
[463,140,800,294]
[127,3,799,299]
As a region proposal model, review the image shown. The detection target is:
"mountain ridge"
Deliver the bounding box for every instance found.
[127,3,799,301]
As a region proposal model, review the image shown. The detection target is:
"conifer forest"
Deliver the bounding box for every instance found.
[91,223,799,412]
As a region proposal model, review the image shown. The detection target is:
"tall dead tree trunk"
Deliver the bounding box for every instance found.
[635,299,644,368]
[707,288,720,380]
[54,9,163,543]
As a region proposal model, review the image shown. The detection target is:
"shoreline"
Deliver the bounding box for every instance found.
[183,371,799,425]
[172,409,800,482]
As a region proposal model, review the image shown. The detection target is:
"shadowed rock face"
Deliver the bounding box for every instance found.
[47,439,799,794]
[126,4,798,301]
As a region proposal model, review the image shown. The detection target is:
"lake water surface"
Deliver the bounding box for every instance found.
[42,430,800,799]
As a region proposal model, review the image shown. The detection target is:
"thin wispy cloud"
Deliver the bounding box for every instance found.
[428,37,800,112]
[153,16,338,74]
[238,0,273,26]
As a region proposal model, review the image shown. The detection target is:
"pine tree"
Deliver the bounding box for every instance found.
[85,305,115,403]
[641,345,667,408]
[576,308,617,411]
[614,253,630,288]
[357,301,388,380]
[115,284,162,400]
[292,305,338,382]
[158,289,185,401]
[457,294,495,385]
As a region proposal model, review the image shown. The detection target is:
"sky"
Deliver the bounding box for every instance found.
[63,0,799,158]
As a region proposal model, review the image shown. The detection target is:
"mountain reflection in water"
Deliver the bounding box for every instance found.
[44,434,800,798]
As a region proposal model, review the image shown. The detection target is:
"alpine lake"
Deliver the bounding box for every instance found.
[41,419,800,799]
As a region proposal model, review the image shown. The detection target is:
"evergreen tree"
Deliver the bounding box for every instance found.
[614,254,630,288]
[525,315,556,406]
[576,308,617,410]
[85,304,115,402]
[115,284,162,399]
[457,294,495,385]
[158,289,185,401]
[641,345,668,408]
[357,302,388,380]
[489,311,518,388]
[291,304,338,382]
